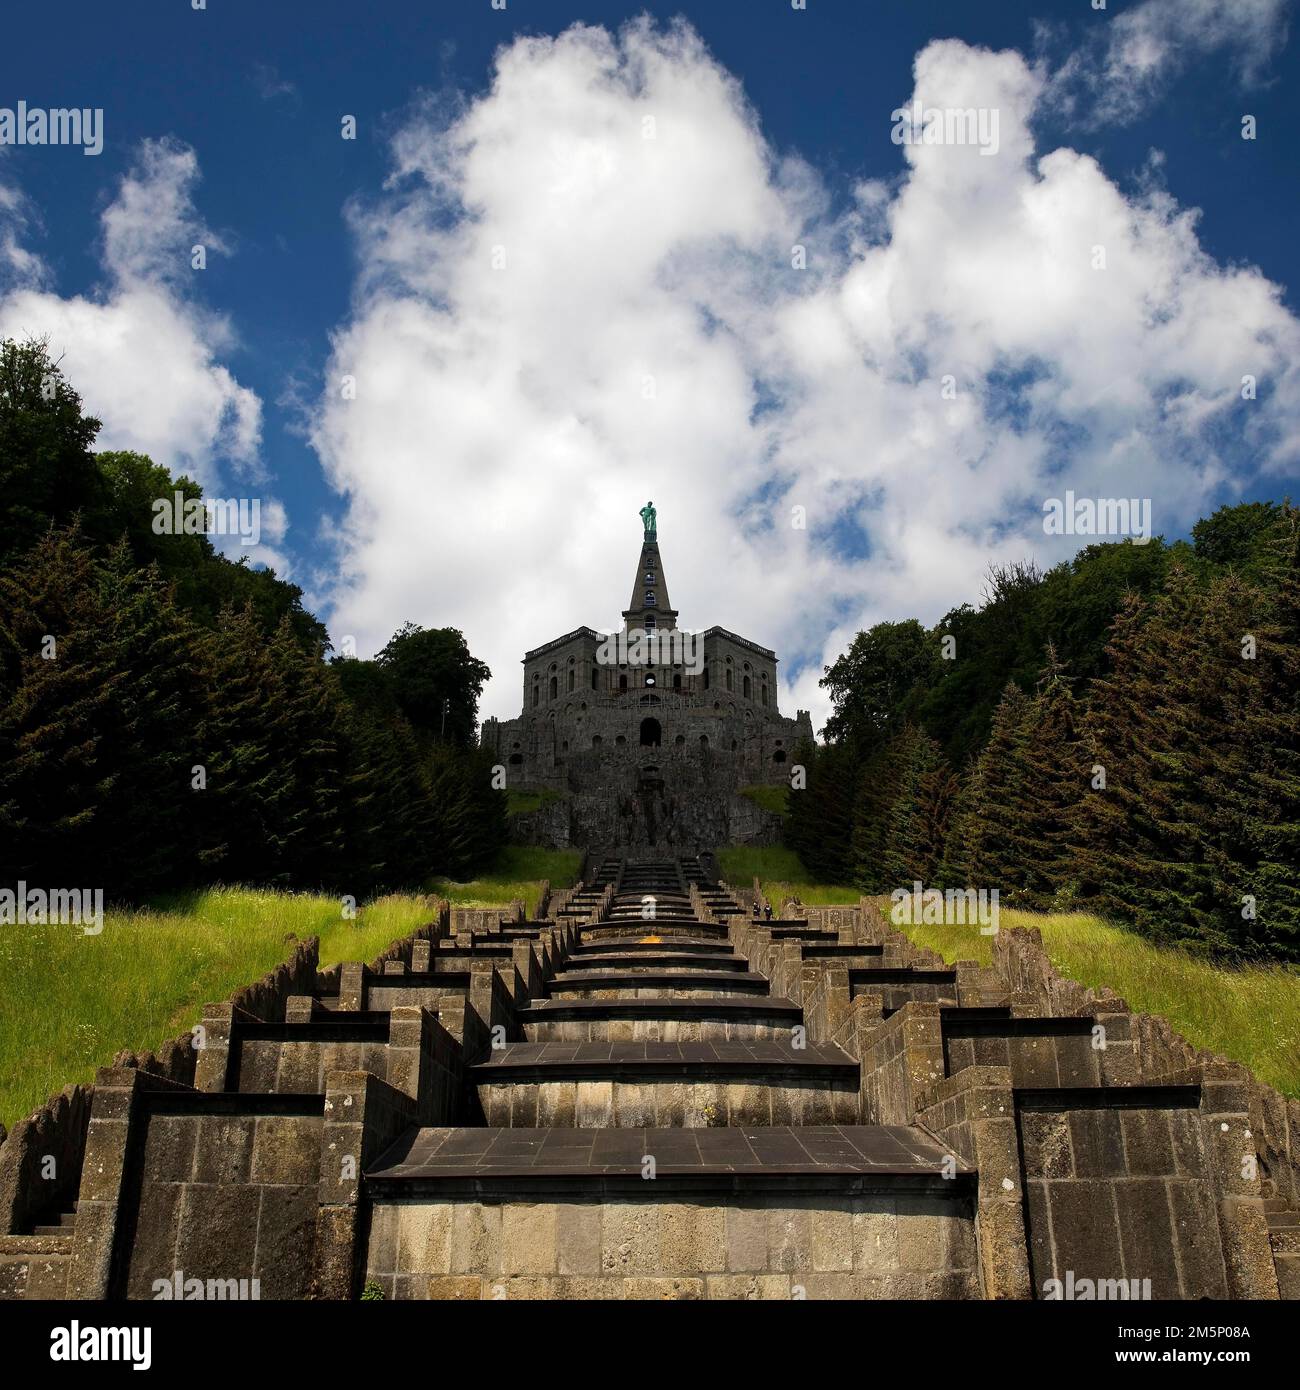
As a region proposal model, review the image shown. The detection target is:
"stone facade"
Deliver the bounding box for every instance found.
[481,514,812,847]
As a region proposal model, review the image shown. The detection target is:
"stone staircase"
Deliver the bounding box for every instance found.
[8,857,1292,1301]
[363,855,980,1298]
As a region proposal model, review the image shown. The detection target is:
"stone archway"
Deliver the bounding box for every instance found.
[639,717,662,747]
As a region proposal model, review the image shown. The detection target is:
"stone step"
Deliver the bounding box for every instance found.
[584,922,730,943]
[518,996,802,1042]
[940,1008,1105,1089]
[548,969,768,997]
[517,1000,800,1045]
[368,1123,969,1181]
[560,950,748,971]
[470,1040,861,1128]
[31,1211,78,1236]
[574,939,738,958]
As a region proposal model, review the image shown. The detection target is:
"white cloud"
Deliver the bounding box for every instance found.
[0,137,264,496]
[1053,0,1291,124]
[311,19,1300,734]
[0,165,49,289]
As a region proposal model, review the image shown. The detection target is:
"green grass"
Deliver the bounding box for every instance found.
[0,887,442,1128]
[505,788,565,816]
[0,847,581,1127]
[739,784,790,817]
[425,844,581,917]
[724,849,1300,1097]
[714,846,856,906]
[894,906,1300,1098]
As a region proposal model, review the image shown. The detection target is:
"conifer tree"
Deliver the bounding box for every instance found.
[959,681,1031,894]
[92,541,210,893]
[879,728,957,889]
[0,526,118,883]
[1007,646,1085,909]
[786,739,858,884]
[850,728,913,892]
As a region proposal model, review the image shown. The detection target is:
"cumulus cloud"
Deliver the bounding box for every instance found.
[311,18,1300,732]
[0,137,264,496]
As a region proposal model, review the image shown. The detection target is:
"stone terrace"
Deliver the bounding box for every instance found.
[2,859,1294,1301]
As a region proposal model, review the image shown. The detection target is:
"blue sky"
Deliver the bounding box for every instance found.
[1,0,1297,725]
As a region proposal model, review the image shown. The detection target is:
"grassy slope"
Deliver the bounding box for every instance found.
[426,845,582,915]
[727,846,1300,1098]
[0,846,577,1127]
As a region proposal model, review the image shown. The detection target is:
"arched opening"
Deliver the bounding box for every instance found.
[615,734,626,747]
[508,753,523,765]
[639,717,662,747]
[591,667,598,690]
[699,734,709,748]
[743,674,751,699]
[773,749,786,764]
[549,676,557,701]
[726,668,733,692]
[672,672,682,690]
[568,669,575,692]
[644,672,656,687]
[618,674,628,692]
[674,734,685,746]
[532,685,540,708]
[592,735,603,749]
[703,667,710,690]
[761,682,769,707]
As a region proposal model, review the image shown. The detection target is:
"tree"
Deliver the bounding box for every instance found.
[956,681,1031,894]
[786,738,858,885]
[820,619,936,753]
[377,623,491,746]
[877,727,957,890]
[0,338,104,567]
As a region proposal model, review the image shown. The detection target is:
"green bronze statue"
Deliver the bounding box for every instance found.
[640,500,657,540]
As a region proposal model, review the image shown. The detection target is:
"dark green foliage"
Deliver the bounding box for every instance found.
[876,727,956,892]
[377,623,492,747]
[821,620,936,753]
[0,339,506,901]
[786,738,858,885]
[949,682,1031,895]
[804,503,1300,962]
[0,339,104,566]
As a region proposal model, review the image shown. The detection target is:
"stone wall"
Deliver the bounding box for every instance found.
[365,1189,979,1300]
[993,927,1300,1214]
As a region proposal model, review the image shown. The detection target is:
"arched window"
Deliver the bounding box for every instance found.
[761,681,768,707]
[619,674,628,692]
[645,672,656,687]
[645,614,656,629]
[743,675,751,699]
[532,685,540,708]
[592,735,603,749]
[568,669,575,692]
[773,749,787,763]
[508,752,523,765]
[645,571,656,584]
[703,666,710,690]
[549,676,557,701]
[699,734,709,748]
[674,734,685,745]
[644,592,656,607]
[591,667,598,690]
[672,673,682,691]
[639,717,661,747]
[726,668,733,692]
